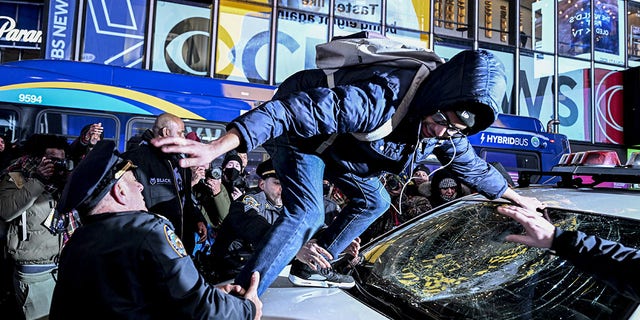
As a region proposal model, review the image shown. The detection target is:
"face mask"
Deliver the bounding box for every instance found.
[440,191,458,202]
[223,168,240,182]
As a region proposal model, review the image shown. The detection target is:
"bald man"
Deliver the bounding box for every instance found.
[122,113,207,253]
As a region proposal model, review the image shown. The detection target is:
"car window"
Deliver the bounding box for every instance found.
[356,201,639,319]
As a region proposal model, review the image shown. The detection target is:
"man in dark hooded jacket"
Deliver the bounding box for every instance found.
[153,49,543,295]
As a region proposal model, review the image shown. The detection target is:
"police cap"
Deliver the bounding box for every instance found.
[256,159,277,180]
[57,140,136,215]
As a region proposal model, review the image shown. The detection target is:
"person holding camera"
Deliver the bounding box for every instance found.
[0,134,70,319]
[221,152,247,200]
[192,152,245,229]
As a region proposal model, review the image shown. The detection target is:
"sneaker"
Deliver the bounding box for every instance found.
[288,260,355,289]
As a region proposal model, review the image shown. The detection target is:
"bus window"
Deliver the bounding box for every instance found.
[0,107,18,141]
[183,119,226,143]
[125,117,228,151]
[125,117,154,151]
[35,109,119,145]
[480,149,540,184]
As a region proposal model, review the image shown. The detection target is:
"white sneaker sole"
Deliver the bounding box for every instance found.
[288,274,355,289]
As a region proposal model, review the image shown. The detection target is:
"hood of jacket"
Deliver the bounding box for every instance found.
[408,50,507,135]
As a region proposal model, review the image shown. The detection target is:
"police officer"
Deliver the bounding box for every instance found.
[49,141,262,320]
[210,159,282,282]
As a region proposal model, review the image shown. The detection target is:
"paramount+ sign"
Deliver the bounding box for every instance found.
[0,3,43,49]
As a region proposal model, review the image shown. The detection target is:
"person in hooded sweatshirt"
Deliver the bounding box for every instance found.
[152,48,544,295]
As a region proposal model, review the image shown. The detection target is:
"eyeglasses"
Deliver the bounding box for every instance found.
[432,111,465,137]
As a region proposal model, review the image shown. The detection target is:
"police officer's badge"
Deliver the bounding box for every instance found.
[164,225,187,257]
[242,195,260,211]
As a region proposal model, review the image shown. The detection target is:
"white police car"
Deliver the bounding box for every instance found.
[260,150,640,319]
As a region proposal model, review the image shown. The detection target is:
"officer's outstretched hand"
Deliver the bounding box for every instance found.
[245,272,262,320]
[497,205,555,249]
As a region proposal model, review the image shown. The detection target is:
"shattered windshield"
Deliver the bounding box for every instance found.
[355,201,639,319]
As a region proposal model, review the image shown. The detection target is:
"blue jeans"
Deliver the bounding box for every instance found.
[235,136,390,295]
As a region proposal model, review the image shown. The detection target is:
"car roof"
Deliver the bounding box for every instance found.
[462,185,640,221]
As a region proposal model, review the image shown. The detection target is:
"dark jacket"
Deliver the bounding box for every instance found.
[211,192,282,281]
[552,228,640,301]
[229,50,508,200]
[50,211,255,319]
[121,130,205,251]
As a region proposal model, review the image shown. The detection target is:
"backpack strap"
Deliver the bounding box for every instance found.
[351,63,430,142]
[315,63,430,154]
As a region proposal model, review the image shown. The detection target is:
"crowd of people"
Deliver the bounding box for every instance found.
[0,45,638,320]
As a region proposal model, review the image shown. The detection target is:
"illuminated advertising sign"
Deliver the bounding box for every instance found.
[152,1,211,76]
[0,3,43,49]
[81,0,147,67]
[44,0,78,59]
[557,0,624,64]
[519,55,589,141]
[593,69,623,144]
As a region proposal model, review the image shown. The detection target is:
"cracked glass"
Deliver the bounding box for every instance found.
[354,201,639,319]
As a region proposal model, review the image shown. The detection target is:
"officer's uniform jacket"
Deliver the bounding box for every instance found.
[50,211,256,319]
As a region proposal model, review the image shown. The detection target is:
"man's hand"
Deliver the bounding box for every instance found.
[151,137,218,168]
[501,188,545,212]
[216,272,262,320]
[191,166,206,187]
[151,128,242,168]
[245,272,262,320]
[206,177,222,195]
[296,239,333,270]
[515,195,545,212]
[216,283,245,295]
[496,205,555,249]
[34,157,55,181]
[196,221,207,243]
[343,237,361,258]
[84,123,103,145]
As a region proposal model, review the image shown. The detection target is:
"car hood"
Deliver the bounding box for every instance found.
[261,265,388,319]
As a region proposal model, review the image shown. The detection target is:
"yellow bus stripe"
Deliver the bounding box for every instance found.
[0,82,205,120]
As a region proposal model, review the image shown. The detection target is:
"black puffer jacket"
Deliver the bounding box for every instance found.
[230,50,509,199]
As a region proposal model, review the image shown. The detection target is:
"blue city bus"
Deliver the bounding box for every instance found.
[468,113,571,184]
[0,59,276,183]
[0,59,569,185]
[417,113,571,185]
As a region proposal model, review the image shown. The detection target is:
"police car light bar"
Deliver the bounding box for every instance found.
[625,152,640,169]
[558,150,621,167]
[519,150,640,188]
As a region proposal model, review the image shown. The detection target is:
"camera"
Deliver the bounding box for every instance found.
[384,174,402,191]
[50,158,71,172]
[205,167,222,180]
